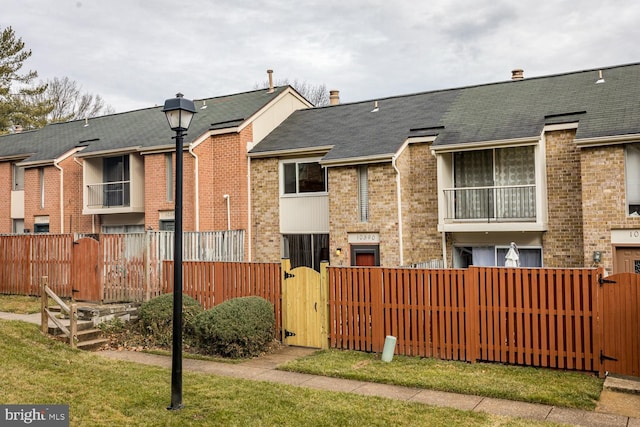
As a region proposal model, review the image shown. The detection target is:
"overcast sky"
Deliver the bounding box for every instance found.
[3,0,639,113]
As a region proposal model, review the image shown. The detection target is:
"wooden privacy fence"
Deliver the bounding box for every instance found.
[0,230,245,302]
[329,266,603,373]
[162,261,282,334]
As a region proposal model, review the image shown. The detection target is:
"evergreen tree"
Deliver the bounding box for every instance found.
[0,26,52,133]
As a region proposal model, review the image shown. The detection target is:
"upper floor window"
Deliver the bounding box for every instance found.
[12,163,24,191]
[282,160,327,195]
[626,143,640,216]
[451,146,536,220]
[358,165,369,222]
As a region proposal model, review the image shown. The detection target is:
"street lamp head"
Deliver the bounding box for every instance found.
[162,93,196,131]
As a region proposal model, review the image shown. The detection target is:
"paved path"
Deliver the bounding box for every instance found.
[2,312,639,427]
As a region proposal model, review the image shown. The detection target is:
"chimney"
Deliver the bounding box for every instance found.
[511,69,524,80]
[329,90,340,105]
[267,69,274,93]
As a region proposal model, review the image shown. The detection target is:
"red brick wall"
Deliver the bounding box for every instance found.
[143,125,252,239]
[59,156,93,233]
[24,166,61,233]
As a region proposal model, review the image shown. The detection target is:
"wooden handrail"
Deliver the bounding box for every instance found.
[41,276,78,348]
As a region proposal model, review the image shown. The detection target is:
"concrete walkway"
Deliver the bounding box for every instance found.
[2,311,639,427]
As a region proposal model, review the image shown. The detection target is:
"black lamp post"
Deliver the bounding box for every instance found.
[162,93,196,410]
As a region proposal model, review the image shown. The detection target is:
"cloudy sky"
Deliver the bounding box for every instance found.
[3,0,639,113]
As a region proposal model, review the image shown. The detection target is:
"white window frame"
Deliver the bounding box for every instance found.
[279,157,328,196]
[358,165,369,222]
[12,163,24,191]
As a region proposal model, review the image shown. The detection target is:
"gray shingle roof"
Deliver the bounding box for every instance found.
[250,63,640,162]
[0,86,289,164]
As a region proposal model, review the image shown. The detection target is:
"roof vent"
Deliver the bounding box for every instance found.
[596,70,605,84]
[201,100,208,109]
[329,90,340,105]
[371,100,379,113]
[267,69,274,93]
[511,69,524,80]
[83,117,89,127]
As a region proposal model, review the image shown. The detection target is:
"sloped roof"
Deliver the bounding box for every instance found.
[0,86,291,164]
[250,63,640,162]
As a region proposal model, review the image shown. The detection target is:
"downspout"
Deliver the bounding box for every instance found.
[433,149,448,268]
[53,160,64,233]
[246,154,252,260]
[188,144,200,231]
[223,194,230,230]
[391,155,404,266]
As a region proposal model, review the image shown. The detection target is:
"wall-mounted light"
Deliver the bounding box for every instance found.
[593,251,602,263]
[336,247,342,256]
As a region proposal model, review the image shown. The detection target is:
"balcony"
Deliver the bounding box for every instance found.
[443,185,536,222]
[87,181,131,208]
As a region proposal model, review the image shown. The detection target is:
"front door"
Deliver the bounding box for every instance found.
[614,246,640,273]
[281,259,328,348]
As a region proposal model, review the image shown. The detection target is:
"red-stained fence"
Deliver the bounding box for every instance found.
[329,266,611,374]
[162,261,281,334]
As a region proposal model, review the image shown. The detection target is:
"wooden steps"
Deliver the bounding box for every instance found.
[47,306,109,351]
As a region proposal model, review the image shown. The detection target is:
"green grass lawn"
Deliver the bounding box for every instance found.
[279,349,603,410]
[0,320,562,427]
[0,294,48,314]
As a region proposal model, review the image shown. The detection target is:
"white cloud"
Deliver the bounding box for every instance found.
[2,0,639,112]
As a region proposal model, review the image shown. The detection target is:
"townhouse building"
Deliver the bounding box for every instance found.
[249,63,640,275]
[0,84,311,260]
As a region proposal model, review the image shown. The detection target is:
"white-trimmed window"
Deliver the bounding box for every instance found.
[39,167,45,208]
[626,143,640,216]
[358,165,369,222]
[12,163,24,190]
[453,245,542,268]
[282,159,327,195]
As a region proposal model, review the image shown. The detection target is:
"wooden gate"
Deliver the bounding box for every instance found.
[280,259,329,349]
[599,273,640,377]
[72,237,101,302]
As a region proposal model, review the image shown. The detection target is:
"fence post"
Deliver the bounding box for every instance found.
[70,303,78,349]
[465,267,481,363]
[370,268,384,353]
[319,261,329,349]
[40,276,49,335]
[595,266,605,378]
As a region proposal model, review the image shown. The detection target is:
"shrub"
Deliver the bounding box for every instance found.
[138,293,203,346]
[194,296,275,358]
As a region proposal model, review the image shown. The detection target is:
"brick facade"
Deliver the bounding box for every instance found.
[0,163,12,232]
[329,163,399,266]
[580,144,640,273]
[250,157,281,262]
[401,142,442,264]
[542,129,584,267]
[24,166,60,233]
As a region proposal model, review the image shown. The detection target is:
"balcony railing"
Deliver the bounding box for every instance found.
[87,181,130,208]
[443,185,536,221]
